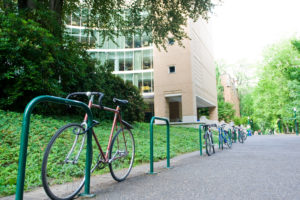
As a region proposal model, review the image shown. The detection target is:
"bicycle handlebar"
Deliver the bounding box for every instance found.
[66,92,104,108]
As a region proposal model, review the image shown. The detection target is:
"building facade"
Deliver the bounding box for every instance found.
[220,73,241,117]
[65,14,218,122]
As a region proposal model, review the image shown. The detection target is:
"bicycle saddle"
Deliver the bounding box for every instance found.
[113,98,128,105]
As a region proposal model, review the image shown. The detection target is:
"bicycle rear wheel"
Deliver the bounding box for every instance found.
[205,132,213,156]
[219,133,224,150]
[41,123,89,200]
[238,133,244,143]
[226,133,232,148]
[109,128,135,182]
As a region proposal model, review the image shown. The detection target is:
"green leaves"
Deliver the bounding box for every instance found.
[242,39,300,132]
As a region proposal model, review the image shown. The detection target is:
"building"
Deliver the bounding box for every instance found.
[65,14,218,122]
[220,73,240,117]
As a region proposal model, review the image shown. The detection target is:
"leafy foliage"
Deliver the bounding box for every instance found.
[242,39,300,132]
[0,12,145,121]
[0,110,206,196]
[8,0,217,49]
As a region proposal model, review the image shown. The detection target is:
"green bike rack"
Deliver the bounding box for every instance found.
[218,128,221,149]
[15,95,95,200]
[199,125,203,156]
[149,116,170,174]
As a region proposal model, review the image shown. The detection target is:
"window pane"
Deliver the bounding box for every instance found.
[117,35,125,49]
[118,52,125,71]
[125,35,133,48]
[134,34,141,48]
[143,49,152,69]
[107,52,115,69]
[125,74,133,84]
[81,31,89,45]
[142,33,151,47]
[133,73,143,92]
[72,13,80,26]
[134,51,142,70]
[99,52,107,65]
[125,52,133,71]
[66,15,71,25]
[142,72,152,93]
[108,37,117,49]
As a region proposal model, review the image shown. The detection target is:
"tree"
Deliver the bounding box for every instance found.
[7,0,217,48]
[249,39,300,132]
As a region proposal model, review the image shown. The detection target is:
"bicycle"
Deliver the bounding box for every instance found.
[237,127,246,143]
[41,92,135,200]
[219,124,232,149]
[203,124,217,156]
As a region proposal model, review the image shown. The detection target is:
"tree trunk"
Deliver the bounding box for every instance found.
[49,0,64,38]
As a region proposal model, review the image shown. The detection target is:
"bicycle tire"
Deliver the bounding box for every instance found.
[109,128,135,182]
[205,132,213,156]
[211,134,215,153]
[238,133,244,143]
[219,133,224,150]
[244,132,248,141]
[226,133,232,148]
[41,123,89,200]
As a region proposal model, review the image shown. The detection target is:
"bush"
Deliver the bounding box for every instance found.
[0,12,145,121]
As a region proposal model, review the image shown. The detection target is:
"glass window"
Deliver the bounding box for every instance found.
[116,74,124,80]
[169,66,175,73]
[134,51,142,70]
[99,52,107,65]
[133,73,143,92]
[89,31,97,47]
[168,38,175,45]
[134,34,141,48]
[142,72,152,93]
[98,33,108,49]
[125,35,133,48]
[117,35,125,49]
[125,52,133,71]
[108,36,117,49]
[71,28,80,35]
[143,49,152,69]
[118,52,125,71]
[142,33,151,47]
[125,74,133,84]
[81,9,88,26]
[71,13,80,26]
[107,52,115,69]
[81,31,89,45]
[65,15,71,25]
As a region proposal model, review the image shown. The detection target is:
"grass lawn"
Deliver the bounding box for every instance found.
[0,109,218,197]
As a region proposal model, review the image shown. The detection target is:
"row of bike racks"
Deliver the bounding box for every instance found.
[15,95,242,199]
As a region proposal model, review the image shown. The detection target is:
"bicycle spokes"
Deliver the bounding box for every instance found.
[65,130,86,164]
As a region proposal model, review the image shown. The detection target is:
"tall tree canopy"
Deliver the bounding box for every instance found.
[238,39,300,132]
[2,0,216,47]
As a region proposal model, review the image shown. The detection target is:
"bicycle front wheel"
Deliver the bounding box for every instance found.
[205,132,213,156]
[109,128,135,182]
[41,123,89,200]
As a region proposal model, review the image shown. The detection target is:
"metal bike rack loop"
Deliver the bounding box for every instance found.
[149,116,170,174]
[15,95,95,200]
[198,124,208,156]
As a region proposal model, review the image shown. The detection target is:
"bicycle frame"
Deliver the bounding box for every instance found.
[82,95,125,163]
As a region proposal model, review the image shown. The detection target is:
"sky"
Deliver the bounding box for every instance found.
[211,0,300,65]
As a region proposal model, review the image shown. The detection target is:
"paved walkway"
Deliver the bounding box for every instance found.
[4,135,300,200]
